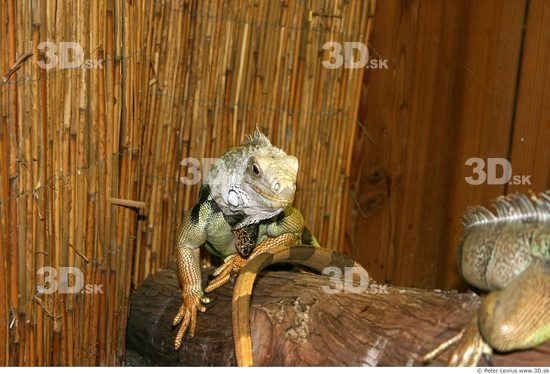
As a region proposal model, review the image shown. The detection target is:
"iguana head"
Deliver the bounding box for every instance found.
[205,130,298,229]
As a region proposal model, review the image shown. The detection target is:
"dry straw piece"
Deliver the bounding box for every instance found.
[0,0,375,365]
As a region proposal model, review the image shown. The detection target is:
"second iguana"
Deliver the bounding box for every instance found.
[424,190,550,366]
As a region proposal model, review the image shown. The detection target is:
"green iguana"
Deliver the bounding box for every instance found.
[172,131,319,350]
[424,190,550,366]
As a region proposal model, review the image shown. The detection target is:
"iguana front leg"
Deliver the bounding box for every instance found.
[172,210,211,349]
[424,259,550,366]
[204,233,301,293]
[204,207,305,293]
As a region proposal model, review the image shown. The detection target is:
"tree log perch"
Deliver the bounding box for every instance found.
[126,268,550,366]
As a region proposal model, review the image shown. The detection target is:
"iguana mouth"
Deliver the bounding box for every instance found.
[250,184,294,204]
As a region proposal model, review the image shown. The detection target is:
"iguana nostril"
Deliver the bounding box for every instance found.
[273,182,280,192]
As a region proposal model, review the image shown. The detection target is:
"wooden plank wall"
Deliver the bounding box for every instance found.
[345,0,549,290]
[0,0,547,366]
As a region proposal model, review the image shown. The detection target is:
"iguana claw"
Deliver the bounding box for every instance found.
[205,232,304,294]
[423,316,491,366]
[173,292,209,350]
[447,322,491,366]
[205,253,248,293]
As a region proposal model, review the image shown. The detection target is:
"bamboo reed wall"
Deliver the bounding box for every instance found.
[0,0,375,365]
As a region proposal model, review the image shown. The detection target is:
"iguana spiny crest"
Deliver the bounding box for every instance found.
[425,190,549,366]
[173,130,311,350]
[457,190,550,291]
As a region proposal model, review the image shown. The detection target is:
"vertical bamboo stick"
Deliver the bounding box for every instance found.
[0,0,374,364]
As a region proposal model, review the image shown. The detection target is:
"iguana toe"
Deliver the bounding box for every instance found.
[206,254,248,293]
[173,293,208,349]
[424,316,491,366]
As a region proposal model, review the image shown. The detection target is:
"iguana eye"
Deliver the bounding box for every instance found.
[252,163,261,176]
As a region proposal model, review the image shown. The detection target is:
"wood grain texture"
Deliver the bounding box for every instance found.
[1,0,548,365]
[344,0,528,290]
[507,0,550,194]
[0,0,373,365]
[126,268,550,366]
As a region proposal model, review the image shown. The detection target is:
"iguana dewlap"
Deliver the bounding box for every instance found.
[172,131,316,349]
[424,191,550,366]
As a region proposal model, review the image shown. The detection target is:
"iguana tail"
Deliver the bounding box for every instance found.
[232,245,361,366]
[300,226,320,247]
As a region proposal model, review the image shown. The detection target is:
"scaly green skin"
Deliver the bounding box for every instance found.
[425,191,550,366]
[172,187,315,349]
[172,132,315,350]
